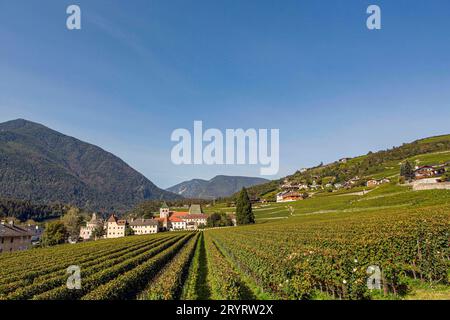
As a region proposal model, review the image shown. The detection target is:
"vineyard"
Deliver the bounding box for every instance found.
[0,189,449,300]
[205,206,449,299]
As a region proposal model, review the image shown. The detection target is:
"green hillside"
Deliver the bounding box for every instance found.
[205,182,450,220]
[0,119,180,213]
[239,134,450,200]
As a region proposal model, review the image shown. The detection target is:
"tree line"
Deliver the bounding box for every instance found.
[0,198,68,222]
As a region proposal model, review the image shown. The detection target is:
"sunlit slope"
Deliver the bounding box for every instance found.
[205,182,450,221]
[241,134,450,200]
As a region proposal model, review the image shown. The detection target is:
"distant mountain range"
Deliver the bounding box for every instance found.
[0,119,180,213]
[167,175,269,199]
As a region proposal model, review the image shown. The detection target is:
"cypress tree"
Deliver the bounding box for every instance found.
[235,187,255,225]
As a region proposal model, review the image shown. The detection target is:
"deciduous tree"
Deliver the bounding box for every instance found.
[42,221,67,247]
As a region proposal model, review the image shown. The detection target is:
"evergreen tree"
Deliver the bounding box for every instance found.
[235,187,255,225]
[400,161,414,181]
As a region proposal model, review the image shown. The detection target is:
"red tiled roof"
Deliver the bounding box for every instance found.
[283,191,301,197]
[180,214,208,219]
[171,211,189,217]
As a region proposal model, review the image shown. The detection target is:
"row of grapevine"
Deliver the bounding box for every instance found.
[138,233,199,300]
[0,235,169,296]
[9,235,177,299]
[82,233,195,300]
[180,232,206,300]
[0,233,187,300]
[33,234,188,300]
[0,234,154,276]
[203,232,248,300]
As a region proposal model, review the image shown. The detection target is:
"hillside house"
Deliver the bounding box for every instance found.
[0,221,33,254]
[414,165,446,180]
[366,179,378,188]
[80,213,103,240]
[276,191,303,203]
[106,214,127,238]
[343,176,361,188]
[366,178,391,188]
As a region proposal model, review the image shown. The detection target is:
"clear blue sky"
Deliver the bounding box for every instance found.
[1,0,450,188]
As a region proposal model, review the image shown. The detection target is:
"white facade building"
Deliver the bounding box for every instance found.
[80,213,103,240]
[106,214,127,238]
[129,219,159,235]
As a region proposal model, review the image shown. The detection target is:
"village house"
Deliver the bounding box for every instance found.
[106,214,127,238]
[228,214,237,226]
[281,183,292,189]
[366,178,391,188]
[343,176,361,188]
[0,221,33,254]
[414,165,446,180]
[129,219,159,235]
[281,180,308,191]
[366,179,378,188]
[276,192,284,202]
[80,213,103,240]
[309,182,323,190]
[276,191,303,203]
